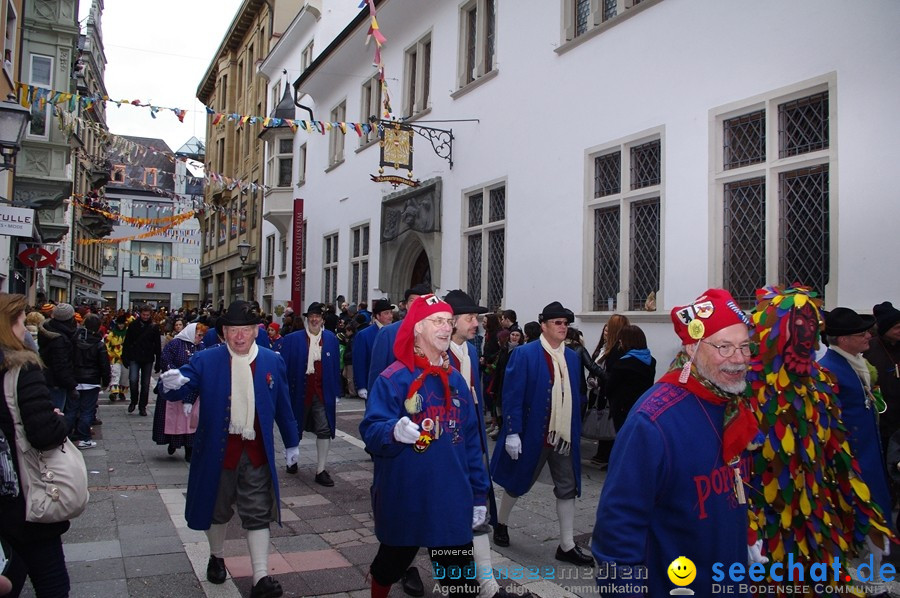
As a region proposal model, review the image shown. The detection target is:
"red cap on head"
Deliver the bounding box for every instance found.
[393,294,454,370]
[670,288,751,344]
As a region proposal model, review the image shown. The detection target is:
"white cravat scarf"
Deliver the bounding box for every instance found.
[832,346,873,390]
[227,342,259,440]
[449,340,472,388]
[540,333,573,455]
[306,328,323,375]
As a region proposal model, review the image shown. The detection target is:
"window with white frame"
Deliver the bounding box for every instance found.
[4,1,17,81]
[360,74,382,145]
[131,241,172,278]
[297,143,307,186]
[563,0,656,41]
[267,137,292,187]
[458,0,495,89]
[328,101,346,167]
[403,34,431,118]
[143,168,158,187]
[301,41,314,71]
[588,135,662,312]
[265,234,275,277]
[279,234,288,274]
[350,224,370,304]
[28,54,52,138]
[271,81,281,112]
[323,233,338,303]
[463,184,505,311]
[715,84,832,309]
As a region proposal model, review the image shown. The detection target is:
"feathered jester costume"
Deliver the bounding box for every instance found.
[747,285,892,594]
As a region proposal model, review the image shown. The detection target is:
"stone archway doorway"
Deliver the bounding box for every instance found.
[410,249,431,289]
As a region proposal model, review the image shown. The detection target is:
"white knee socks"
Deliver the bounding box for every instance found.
[206,523,226,558]
[557,498,576,551]
[498,493,517,525]
[247,527,270,584]
[473,533,500,598]
[316,438,330,474]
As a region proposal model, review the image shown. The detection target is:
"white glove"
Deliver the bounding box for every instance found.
[748,539,768,565]
[472,506,487,528]
[505,433,522,460]
[160,368,190,391]
[182,402,193,417]
[393,416,420,444]
[358,388,368,400]
[284,446,299,466]
[866,534,891,559]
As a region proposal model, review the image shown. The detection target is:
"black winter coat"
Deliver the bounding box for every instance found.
[37,318,78,390]
[74,329,111,387]
[122,318,161,366]
[0,348,71,542]
[607,354,657,431]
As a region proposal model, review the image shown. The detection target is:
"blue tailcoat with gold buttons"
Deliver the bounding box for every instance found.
[279,329,342,439]
[164,344,299,530]
[489,340,586,497]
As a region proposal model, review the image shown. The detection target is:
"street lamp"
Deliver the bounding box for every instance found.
[237,240,251,264]
[0,94,31,172]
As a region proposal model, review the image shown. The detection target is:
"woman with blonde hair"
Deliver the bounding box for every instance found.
[0,293,71,596]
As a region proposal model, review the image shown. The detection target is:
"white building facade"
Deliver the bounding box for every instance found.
[261,0,900,357]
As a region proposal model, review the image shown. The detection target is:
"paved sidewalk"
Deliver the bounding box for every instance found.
[22,391,610,598]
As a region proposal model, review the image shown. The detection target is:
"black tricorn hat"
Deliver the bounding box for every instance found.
[443,290,488,315]
[539,301,575,324]
[823,307,876,337]
[372,298,395,314]
[220,301,261,327]
[303,302,326,317]
[403,283,432,301]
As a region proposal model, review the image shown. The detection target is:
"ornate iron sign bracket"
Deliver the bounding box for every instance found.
[372,118,454,170]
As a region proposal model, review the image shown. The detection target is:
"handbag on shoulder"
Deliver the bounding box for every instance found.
[3,366,90,523]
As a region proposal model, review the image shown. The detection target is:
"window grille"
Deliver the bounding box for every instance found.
[489,187,505,222]
[629,199,660,310]
[630,140,661,189]
[467,235,482,301]
[468,193,483,227]
[487,229,505,310]
[779,165,829,295]
[594,151,621,197]
[779,92,829,158]
[603,0,618,20]
[724,110,765,169]
[593,207,620,311]
[724,178,766,308]
[575,0,591,36]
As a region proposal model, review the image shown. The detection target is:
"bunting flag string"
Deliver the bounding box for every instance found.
[73,199,195,227]
[20,82,188,123]
[361,0,393,118]
[115,247,202,264]
[76,217,190,245]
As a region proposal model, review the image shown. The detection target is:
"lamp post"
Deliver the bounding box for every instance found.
[237,240,251,301]
[120,266,133,311]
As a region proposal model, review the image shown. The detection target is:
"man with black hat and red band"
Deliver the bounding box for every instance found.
[279,301,342,486]
[352,298,395,401]
[360,294,489,598]
[489,301,591,566]
[592,289,758,596]
[820,308,894,546]
[160,300,300,598]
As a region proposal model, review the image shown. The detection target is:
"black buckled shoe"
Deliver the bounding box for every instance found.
[555,544,594,566]
[493,523,510,547]
[206,555,227,584]
[127,402,136,413]
[285,463,298,474]
[250,575,283,598]
[401,566,424,597]
[315,470,335,487]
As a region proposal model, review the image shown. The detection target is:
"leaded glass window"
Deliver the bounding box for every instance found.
[629,199,660,311]
[630,140,661,190]
[594,151,621,198]
[779,165,829,295]
[779,92,829,158]
[724,178,766,308]
[593,207,620,311]
[724,110,765,169]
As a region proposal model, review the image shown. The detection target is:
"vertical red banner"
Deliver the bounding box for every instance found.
[291,198,305,314]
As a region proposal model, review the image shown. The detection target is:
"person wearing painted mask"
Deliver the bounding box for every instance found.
[279,302,341,486]
[160,301,299,598]
[360,294,489,598]
[489,301,591,566]
[592,289,757,596]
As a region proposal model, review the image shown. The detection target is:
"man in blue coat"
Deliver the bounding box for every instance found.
[489,301,592,566]
[160,300,299,598]
[367,283,431,390]
[352,298,395,400]
[279,302,342,486]
[819,308,893,568]
[360,294,488,598]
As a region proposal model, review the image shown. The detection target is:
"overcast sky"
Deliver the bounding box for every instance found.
[80,0,244,153]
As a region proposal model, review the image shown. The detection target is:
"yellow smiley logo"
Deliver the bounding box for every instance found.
[667,556,696,587]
